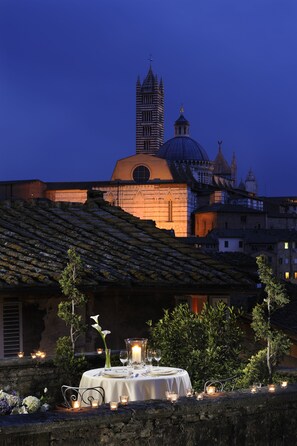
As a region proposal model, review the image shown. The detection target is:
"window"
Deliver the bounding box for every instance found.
[0,297,22,358]
[224,241,229,248]
[294,272,297,280]
[285,258,289,264]
[279,258,283,265]
[284,242,289,249]
[142,111,152,122]
[142,94,153,104]
[143,141,151,151]
[284,272,290,280]
[132,165,150,183]
[167,200,173,222]
[142,126,152,136]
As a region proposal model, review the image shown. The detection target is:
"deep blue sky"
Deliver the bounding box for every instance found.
[0,0,296,196]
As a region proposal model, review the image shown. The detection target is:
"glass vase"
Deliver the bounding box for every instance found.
[104,348,111,370]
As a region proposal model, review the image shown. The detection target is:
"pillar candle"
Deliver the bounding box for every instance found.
[132,345,141,363]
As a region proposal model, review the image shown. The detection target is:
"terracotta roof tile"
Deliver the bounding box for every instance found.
[0,199,255,289]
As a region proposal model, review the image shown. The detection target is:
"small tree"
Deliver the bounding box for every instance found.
[54,248,87,391]
[58,247,87,352]
[251,255,291,382]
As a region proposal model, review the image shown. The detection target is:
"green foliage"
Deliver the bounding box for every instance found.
[237,349,268,388]
[249,255,291,382]
[58,248,87,352]
[53,337,87,400]
[148,302,243,390]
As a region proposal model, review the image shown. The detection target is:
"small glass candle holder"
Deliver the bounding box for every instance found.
[206,385,216,395]
[18,352,24,358]
[40,352,46,359]
[97,348,103,354]
[31,353,36,359]
[186,388,194,397]
[91,399,99,408]
[110,401,118,411]
[268,384,276,393]
[196,392,204,400]
[251,385,257,394]
[281,381,288,388]
[169,392,178,403]
[120,395,129,405]
[72,400,81,410]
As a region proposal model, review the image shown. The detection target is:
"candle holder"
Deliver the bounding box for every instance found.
[196,392,204,400]
[281,381,288,388]
[72,400,81,410]
[268,384,276,393]
[125,338,147,369]
[250,385,257,394]
[17,352,24,358]
[91,399,99,408]
[186,388,194,397]
[206,385,216,395]
[110,401,118,411]
[120,395,129,405]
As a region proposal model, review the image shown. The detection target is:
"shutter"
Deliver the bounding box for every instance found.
[3,298,22,357]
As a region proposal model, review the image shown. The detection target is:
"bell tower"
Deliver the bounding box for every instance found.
[136,63,164,155]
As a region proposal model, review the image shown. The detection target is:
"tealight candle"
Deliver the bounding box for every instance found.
[18,352,24,358]
[91,399,99,408]
[31,353,36,359]
[120,395,129,405]
[169,392,178,403]
[281,381,288,388]
[97,348,103,354]
[251,385,257,394]
[206,385,216,395]
[196,392,204,400]
[186,388,194,397]
[268,384,276,392]
[72,400,81,409]
[40,352,46,359]
[110,401,118,411]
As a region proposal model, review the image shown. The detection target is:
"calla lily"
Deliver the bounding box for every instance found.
[90,315,111,367]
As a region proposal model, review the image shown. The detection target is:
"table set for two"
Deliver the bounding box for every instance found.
[79,365,192,405]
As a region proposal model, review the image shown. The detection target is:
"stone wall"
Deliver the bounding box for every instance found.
[1,386,297,446]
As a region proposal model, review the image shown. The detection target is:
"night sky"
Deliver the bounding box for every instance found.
[0,0,296,196]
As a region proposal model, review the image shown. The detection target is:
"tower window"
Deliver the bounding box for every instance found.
[132,165,150,183]
[142,111,152,122]
[284,272,290,280]
[142,126,152,136]
[144,141,151,151]
[284,242,289,249]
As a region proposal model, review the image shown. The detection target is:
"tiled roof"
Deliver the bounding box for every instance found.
[0,197,255,289]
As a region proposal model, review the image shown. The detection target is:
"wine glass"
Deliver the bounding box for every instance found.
[146,349,153,368]
[154,349,162,369]
[119,350,128,368]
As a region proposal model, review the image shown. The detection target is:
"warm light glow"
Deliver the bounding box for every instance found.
[18,352,24,358]
[206,385,216,395]
[110,401,118,411]
[31,353,36,359]
[168,392,178,403]
[268,384,276,392]
[186,388,194,397]
[196,392,204,400]
[281,381,288,388]
[91,399,99,408]
[131,345,142,363]
[72,400,80,409]
[97,348,103,354]
[251,385,257,394]
[120,395,129,405]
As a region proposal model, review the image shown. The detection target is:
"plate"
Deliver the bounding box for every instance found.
[148,368,179,377]
[102,369,128,379]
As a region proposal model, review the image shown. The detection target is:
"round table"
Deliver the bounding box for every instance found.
[79,366,192,404]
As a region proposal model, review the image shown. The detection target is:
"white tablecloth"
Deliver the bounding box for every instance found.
[79,366,192,404]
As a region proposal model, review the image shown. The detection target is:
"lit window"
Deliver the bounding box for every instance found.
[167,200,173,222]
[284,242,289,249]
[294,272,297,280]
[284,272,290,280]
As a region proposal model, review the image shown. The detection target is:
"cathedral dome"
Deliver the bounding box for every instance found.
[156,136,209,161]
[155,109,209,162]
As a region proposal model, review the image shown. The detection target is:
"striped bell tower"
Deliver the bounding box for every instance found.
[136,64,164,155]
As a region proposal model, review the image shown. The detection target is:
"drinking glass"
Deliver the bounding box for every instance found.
[154,349,161,368]
[147,349,153,368]
[119,350,128,367]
